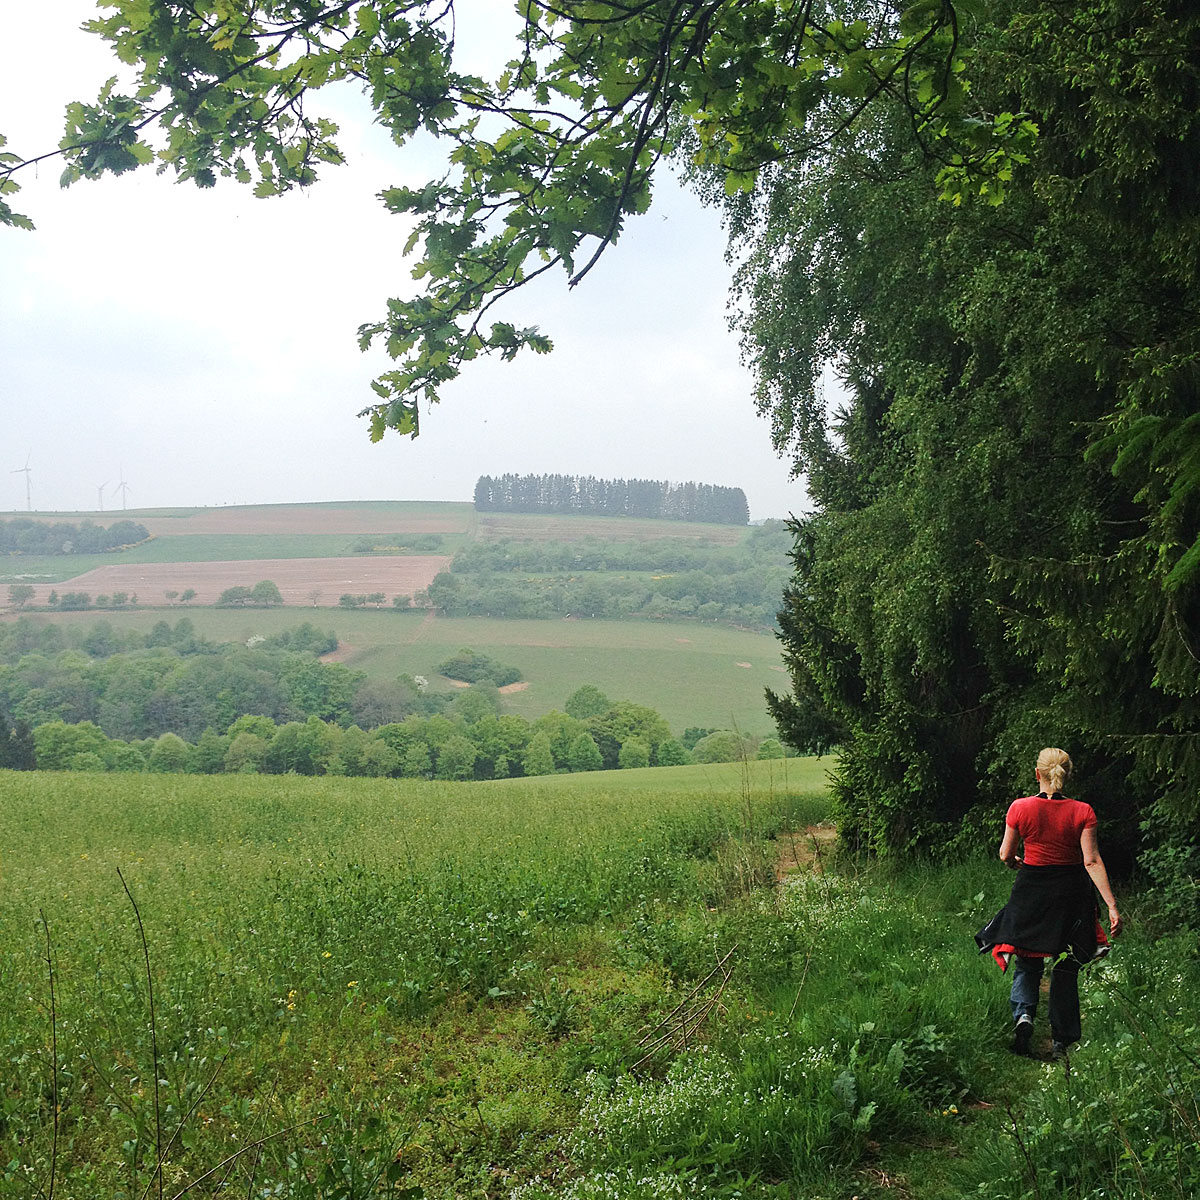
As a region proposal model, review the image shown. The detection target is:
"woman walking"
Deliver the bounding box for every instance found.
[976,748,1123,1057]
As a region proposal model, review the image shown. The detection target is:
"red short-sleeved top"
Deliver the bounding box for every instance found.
[1006,793,1098,866]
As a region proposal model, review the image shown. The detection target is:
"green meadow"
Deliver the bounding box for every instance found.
[3,765,1195,1200]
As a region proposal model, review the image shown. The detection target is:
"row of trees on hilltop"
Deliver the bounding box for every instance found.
[0,517,150,555]
[473,474,749,525]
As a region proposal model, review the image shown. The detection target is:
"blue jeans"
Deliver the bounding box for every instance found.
[1010,954,1083,1045]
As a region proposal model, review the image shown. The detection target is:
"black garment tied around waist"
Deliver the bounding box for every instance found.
[975,863,1099,962]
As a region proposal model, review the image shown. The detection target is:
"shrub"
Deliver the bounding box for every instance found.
[148,731,191,773]
[438,647,522,687]
[692,730,752,763]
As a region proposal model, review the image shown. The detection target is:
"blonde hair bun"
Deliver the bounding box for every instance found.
[1036,747,1073,794]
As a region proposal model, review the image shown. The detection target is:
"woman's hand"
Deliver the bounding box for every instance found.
[1108,905,1123,938]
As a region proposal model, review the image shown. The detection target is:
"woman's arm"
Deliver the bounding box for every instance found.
[1081,825,1123,936]
[999,824,1022,869]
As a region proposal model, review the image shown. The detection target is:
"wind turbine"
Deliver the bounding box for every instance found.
[97,481,109,512]
[114,470,131,510]
[11,453,32,511]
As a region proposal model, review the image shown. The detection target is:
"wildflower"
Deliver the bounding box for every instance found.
[322,951,332,958]
[348,980,358,988]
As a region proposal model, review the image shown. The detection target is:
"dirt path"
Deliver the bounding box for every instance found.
[775,824,837,879]
[401,607,438,644]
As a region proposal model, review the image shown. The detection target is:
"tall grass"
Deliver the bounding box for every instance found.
[3,768,1195,1200]
[0,768,824,1198]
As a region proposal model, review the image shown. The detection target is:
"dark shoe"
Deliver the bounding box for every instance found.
[1051,1041,1070,1060]
[1012,1015,1034,1055]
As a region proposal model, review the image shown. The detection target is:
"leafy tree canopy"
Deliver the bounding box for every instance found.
[745,1,1199,901]
[1,1,1034,437]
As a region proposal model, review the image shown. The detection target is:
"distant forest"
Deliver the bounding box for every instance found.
[473,474,750,525]
[0,618,779,777]
[0,517,150,555]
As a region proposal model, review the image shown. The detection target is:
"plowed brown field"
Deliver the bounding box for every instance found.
[28,556,449,607]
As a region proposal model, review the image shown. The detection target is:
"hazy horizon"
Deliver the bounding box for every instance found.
[0,491,782,523]
[1,4,833,525]
[1,4,822,525]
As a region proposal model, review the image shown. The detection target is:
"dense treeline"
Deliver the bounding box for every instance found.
[423,523,791,628]
[452,524,787,574]
[0,620,772,777]
[0,517,150,554]
[23,709,785,779]
[0,711,34,770]
[738,2,1199,914]
[423,569,782,627]
[473,473,750,525]
[0,618,367,742]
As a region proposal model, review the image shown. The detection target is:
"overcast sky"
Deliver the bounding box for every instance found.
[1,3,811,522]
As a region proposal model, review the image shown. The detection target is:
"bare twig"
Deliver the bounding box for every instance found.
[118,867,163,1200]
[787,951,812,1021]
[1004,1103,1044,1200]
[40,910,59,1200]
[631,945,737,1071]
[170,1118,325,1199]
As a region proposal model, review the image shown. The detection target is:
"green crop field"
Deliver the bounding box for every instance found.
[472,510,749,544]
[1,765,828,1199]
[3,765,1191,1200]
[483,755,832,795]
[6,607,785,733]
